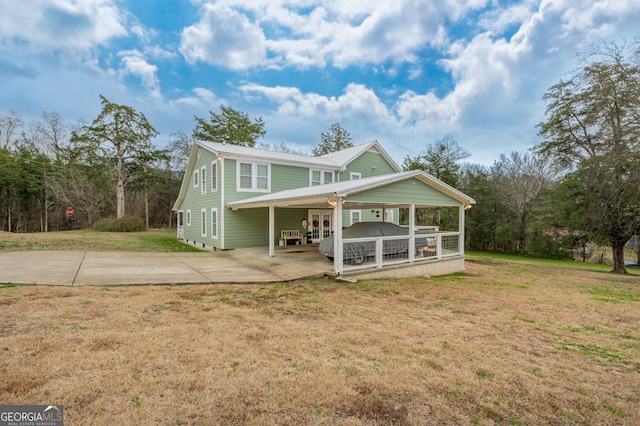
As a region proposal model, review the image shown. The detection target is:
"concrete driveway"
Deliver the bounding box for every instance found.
[0,246,333,286]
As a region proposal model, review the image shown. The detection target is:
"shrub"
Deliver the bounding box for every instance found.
[93,216,146,232]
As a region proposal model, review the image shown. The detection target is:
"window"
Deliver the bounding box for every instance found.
[200,166,206,194]
[211,208,218,239]
[350,172,361,180]
[239,162,252,189]
[311,170,321,186]
[201,209,207,237]
[211,161,217,192]
[350,210,361,225]
[186,210,191,226]
[237,161,270,192]
[257,164,268,190]
[310,170,334,186]
[194,169,199,188]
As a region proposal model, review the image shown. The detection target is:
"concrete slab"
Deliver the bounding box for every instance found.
[0,246,333,286]
[0,251,85,285]
[74,252,213,286]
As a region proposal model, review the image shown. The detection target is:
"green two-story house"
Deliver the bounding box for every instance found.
[173,140,475,276]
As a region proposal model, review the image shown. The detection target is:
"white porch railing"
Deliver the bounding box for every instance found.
[341,232,463,272]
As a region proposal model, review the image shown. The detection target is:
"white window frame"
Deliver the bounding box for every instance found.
[310,169,334,186]
[211,208,218,239]
[186,209,191,226]
[350,210,361,225]
[193,169,199,188]
[200,166,206,195]
[201,208,207,237]
[211,161,218,192]
[237,161,270,192]
[350,172,362,180]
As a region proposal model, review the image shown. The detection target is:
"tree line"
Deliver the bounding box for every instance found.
[1,40,638,272]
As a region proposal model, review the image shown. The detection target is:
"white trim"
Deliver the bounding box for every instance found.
[211,208,218,239]
[200,166,206,195]
[201,208,207,237]
[193,169,199,188]
[186,209,191,226]
[237,161,271,193]
[350,172,361,180]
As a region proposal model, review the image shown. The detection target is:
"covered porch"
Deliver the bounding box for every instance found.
[227,170,475,278]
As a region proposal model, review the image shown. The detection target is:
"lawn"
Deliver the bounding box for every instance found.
[0,229,203,252]
[1,257,639,425]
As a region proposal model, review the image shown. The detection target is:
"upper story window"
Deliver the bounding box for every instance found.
[193,169,199,188]
[350,172,362,180]
[237,161,270,192]
[310,170,334,186]
[200,166,206,194]
[211,161,218,192]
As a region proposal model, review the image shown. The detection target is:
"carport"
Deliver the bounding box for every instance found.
[227,170,475,276]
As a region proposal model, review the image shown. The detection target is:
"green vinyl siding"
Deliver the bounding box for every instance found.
[177,147,223,249]
[224,207,309,248]
[348,178,462,206]
[271,164,311,192]
[339,150,396,181]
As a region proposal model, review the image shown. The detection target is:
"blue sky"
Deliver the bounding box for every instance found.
[1,0,639,166]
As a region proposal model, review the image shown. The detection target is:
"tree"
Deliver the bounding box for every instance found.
[0,111,24,149]
[167,130,193,176]
[402,134,470,186]
[192,105,265,147]
[312,123,353,156]
[536,41,640,273]
[70,96,161,219]
[490,151,558,254]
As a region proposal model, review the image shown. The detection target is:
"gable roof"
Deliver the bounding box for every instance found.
[320,141,401,172]
[227,170,476,210]
[172,140,402,210]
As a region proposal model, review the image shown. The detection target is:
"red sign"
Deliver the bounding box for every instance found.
[66,207,74,217]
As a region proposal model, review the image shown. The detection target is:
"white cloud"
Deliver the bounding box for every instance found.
[240,82,393,124]
[172,87,219,108]
[118,50,161,99]
[0,0,127,50]
[180,3,267,70]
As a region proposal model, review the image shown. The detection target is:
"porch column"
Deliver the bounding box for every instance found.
[459,204,465,256]
[333,198,343,275]
[269,205,275,258]
[409,204,415,264]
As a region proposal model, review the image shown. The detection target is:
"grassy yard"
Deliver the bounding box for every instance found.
[0,229,203,252]
[1,256,639,425]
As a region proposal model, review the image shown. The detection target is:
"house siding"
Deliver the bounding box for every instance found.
[223,158,313,248]
[340,150,399,224]
[339,150,397,181]
[348,178,462,206]
[179,147,222,249]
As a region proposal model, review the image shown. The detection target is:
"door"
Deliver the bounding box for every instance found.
[177,211,184,239]
[308,209,333,243]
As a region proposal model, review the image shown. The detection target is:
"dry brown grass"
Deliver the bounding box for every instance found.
[1,260,639,425]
